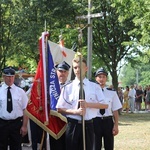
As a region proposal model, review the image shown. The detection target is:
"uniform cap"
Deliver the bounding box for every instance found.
[55,61,70,71]
[3,66,15,76]
[94,67,108,77]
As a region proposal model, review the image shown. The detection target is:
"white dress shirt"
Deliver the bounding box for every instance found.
[128,88,136,98]
[0,83,28,120]
[96,87,122,117]
[56,77,106,121]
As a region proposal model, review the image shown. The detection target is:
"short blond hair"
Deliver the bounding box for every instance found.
[72,57,87,65]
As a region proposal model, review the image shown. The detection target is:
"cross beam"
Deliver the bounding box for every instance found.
[76,1,104,79]
[76,12,104,20]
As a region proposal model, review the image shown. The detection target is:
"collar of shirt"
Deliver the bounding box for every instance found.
[102,86,107,91]
[74,77,88,86]
[3,83,15,90]
[59,82,65,85]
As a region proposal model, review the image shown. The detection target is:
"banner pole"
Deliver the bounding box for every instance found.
[78,27,86,150]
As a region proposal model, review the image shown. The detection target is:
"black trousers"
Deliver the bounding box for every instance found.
[30,120,46,150]
[66,118,94,150]
[0,117,23,150]
[50,133,66,150]
[93,117,114,150]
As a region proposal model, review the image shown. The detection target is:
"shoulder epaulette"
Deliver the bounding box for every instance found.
[63,80,73,87]
[107,88,116,91]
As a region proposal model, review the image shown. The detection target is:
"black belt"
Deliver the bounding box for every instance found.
[67,118,93,124]
[0,116,23,123]
[99,116,113,120]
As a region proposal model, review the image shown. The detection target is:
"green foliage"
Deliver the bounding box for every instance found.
[120,63,137,87]
[90,0,141,89]
[0,0,149,87]
[113,0,150,47]
[0,0,79,74]
[121,58,150,87]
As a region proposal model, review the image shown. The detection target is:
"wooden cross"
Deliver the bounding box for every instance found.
[76,0,104,78]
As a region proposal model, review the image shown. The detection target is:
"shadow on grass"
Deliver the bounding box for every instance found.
[119,113,150,124]
[118,122,132,126]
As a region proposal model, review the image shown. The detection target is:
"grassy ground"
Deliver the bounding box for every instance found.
[22,111,150,150]
[114,112,150,150]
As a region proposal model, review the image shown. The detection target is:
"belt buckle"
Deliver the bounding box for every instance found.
[101,116,104,119]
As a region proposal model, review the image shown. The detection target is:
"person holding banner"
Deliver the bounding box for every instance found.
[50,61,70,150]
[93,67,122,150]
[0,67,28,150]
[56,57,108,150]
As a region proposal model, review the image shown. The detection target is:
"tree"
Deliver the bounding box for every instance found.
[112,0,150,88]
[0,1,14,73]
[113,0,150,46]
[120,61,150,87]
[120,63,138,87]
[0,0,79,74]
[1,0,149,87]
[88,0,141,90]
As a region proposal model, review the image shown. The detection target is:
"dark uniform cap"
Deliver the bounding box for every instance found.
[3,66,15,76]
[55,61,70,71]
[94,67,108,77]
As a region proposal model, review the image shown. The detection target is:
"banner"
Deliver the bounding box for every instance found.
[25,32,67,140]
[48,40,75,80]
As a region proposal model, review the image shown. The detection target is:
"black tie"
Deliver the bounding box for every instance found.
[7,87,13,113]
[100,88,105,115]
[78,84,85,108]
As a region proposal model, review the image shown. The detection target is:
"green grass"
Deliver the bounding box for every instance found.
[114,113,150,150]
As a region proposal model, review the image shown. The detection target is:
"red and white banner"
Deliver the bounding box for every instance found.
[25,32,68,140]
[48,40,75,80]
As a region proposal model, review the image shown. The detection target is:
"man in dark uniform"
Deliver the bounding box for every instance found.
[50,61,70,150]
[93,67,122,150]
[0,67,28,150]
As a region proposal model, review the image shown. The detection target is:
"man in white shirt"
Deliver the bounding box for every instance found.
[56,57,108,150]
[128,85,136,113]
[94,67,122,150]
[0,66,28,149]
[55,61,70,88]
[50,61,70,150]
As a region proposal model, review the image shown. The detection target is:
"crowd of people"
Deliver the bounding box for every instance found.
[118,85,150,114]
[0,58,149,150]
